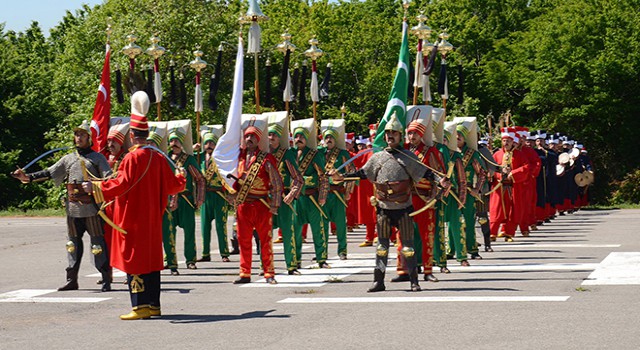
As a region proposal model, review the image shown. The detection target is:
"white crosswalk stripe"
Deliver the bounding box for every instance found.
[582,252,640,285]
[0,289,110,303]
[278,296,571,303]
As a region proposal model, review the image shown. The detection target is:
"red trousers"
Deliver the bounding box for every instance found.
[364,223,377,241]
[545,203,555,219]
[490,186,518,237]
[347,194,358,227]
[535,206,546,223]
[519,181,536,232]
[237,201,275,279]
[406,196,435,273]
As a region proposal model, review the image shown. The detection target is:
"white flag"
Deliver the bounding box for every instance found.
[423,74,432,102]
[153,59,162,103]
[194,72,203,112]
[283,69,292,102]
[310,69,319,102]
[413,45,423,88]
[213,36,244,191]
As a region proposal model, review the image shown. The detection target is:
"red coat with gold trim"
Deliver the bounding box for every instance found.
[100,146,186,275]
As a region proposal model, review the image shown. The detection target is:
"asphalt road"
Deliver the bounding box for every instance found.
[1,209,639,349]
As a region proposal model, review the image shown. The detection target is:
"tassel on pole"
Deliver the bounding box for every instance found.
[115,66,124,104]
[265,58,272,107]
[208,44,223,111]
[169,59,178,108]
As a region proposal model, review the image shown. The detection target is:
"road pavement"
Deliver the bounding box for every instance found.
[1,209,639,349]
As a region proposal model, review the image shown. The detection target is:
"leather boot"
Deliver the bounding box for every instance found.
[230,236,239,255]
[100,268,112,292]
[367,269,386,293]
[409,268,421,292]
[58,269,79,291]
[481,221,492,252]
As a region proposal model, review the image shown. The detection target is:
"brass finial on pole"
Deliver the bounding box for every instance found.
[437,29,454,113]
[145,34,166,121]
[410,11,432,106]
[189,46,208,164]
[105,18,112,44]
[277,30,297,117]
[241,0,268,114]
[121,31,143,71]
[304,36,324,122]
[402,0,411,21]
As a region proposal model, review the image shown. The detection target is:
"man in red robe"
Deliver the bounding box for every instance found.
[399,118,446,282]
[515,127,541,235]
[489,128,529,241]
[345,133,359,231]
[87,92,186,320]
[233,116,283,284]
[355,136,377,246]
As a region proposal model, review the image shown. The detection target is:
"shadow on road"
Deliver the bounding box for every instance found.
[159,309,290,324]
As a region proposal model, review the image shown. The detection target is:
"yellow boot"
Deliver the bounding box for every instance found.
[359,240,373,247]
[120,307,151,320]
[149,306,161,317]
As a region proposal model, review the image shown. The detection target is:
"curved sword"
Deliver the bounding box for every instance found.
[141,145,177,169]
[331,148,374,173]
[21,146,71,171]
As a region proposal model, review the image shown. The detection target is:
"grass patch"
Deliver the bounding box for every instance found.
[583,203,640,210]
[294,289,318,295]
[325,276,344,283]
[575,287,590,292]
[0,208,65,217]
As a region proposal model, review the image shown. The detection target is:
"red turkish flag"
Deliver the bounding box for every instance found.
[91,45,111,156]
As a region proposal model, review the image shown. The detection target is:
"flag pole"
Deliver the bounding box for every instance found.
[436,29,453,118]
[410,11,432,106]
[243,0,268,114]
[304,36,323,123]
[190,47,207,165]
[276,31,296,119]
[145,34,166,121]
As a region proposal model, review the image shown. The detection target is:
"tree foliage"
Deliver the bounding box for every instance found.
[1,0,639,208]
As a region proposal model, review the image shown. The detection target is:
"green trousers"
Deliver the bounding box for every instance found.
[445,197,468,262]
[324,192,348,256]
[461,195,479,255]
[294,195,328,264]
[200,191,229,258]
[433,201,447,267]
[162,210,178,269]
[413,222,423,266]
[273,201,298,271]
[171,195,197,264]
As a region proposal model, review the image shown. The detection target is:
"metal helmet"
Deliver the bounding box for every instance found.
[73,120,92,137]
[384,111,403,134]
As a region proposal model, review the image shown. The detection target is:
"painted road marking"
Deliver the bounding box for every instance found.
[0,289,110,303]
[241,255,375,288]
[582,252,640,285]
[444,263,599,272]
[278,296,571,303]
[243,251,599,287]
[496,244,621,248]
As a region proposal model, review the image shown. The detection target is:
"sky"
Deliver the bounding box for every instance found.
[1,0,103,34]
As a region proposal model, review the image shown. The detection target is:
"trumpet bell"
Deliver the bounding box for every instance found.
[558,152,570,165]
[583,170,594,185]
[574,173,588,187]
[570,147,580,158]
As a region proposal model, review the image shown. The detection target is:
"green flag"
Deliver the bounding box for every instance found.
[373,21,410,150]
